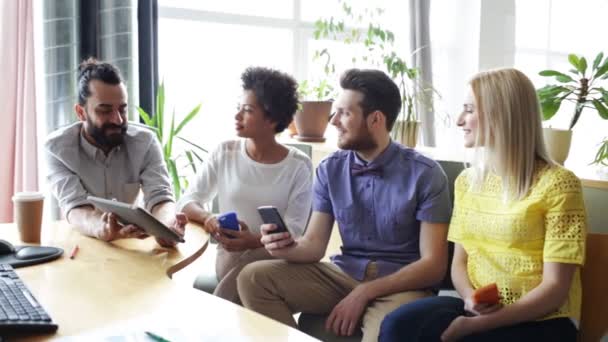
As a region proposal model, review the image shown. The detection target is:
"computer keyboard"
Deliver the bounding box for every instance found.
[0,264,58,334]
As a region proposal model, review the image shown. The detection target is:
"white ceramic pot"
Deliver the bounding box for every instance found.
[543,127,572,165]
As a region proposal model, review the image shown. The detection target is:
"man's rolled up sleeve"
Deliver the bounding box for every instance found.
[140,138,174,211]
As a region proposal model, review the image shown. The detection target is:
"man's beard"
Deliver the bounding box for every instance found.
[338,122,377,151]
[85,112,127,149]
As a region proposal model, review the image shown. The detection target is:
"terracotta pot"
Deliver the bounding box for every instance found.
[543,127,572,165]
[393,120,421,148]
[294,101,332,142]
[287,121,298,137]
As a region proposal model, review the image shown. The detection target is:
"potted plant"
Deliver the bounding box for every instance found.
[312,3,438,147]
[537,52,608,164]
[137,82,207,199]
[291,78,335,142]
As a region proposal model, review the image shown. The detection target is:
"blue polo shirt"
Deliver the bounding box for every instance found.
[313,141,452,281]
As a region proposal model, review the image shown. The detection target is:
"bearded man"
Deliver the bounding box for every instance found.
[45,58,185,246]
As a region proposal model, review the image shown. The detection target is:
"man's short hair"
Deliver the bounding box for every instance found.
[77,58,124,105]
[340,69,402,130]
[241,66,299,133]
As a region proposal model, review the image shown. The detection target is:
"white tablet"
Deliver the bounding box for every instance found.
[86,196,184,243]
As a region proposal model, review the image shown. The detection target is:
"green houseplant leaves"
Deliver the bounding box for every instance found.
[137,82,207,199]
[311,2,438,144]
[538,52,608,130]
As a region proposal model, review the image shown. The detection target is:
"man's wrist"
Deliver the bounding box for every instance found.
[357,282,377,302]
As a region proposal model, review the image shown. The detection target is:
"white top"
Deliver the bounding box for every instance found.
[178,139,313,237]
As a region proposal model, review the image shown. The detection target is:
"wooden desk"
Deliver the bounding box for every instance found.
[0,221,317,341]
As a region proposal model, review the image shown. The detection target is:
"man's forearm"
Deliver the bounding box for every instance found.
[276,236,327,263]
[363,256,447,300]
[151,201,177,225]
[67,206,103,238]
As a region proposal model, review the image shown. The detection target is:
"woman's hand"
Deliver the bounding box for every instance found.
[203,215,221,236]
[464,296,502,316]
[215,220,262,252]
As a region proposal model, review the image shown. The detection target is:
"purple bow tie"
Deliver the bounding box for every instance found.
[351,163,383,177]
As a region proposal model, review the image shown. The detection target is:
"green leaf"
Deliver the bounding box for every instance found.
[591,140,608,165]
[568,54,581,70]
[189,149,205,162]
[594,60,608,79]
[537,85,569,98]
[137,107,153,126]
[556,74,575,83]
[539,70,568,77]
[174,104,201,136]
[601,89,608,103]
[593,52,604,70]
[177,136,208,153]
[185,150,197,174]
[592,99,608,119]
[540,98,562,120]
[579,57,588,75]
[166,159,181,200]
[156,82,165,143]
[165,110,176,160]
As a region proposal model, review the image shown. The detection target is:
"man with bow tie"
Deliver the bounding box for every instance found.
[238,69,452,341]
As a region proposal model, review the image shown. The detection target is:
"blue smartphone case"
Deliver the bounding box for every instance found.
[218,211,239,231]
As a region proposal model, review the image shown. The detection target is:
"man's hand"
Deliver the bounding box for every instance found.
[325,284,372,337]
[215,220,262,252]
[155,213,187,248]
[260,223,295,255]
[98,212,148,241]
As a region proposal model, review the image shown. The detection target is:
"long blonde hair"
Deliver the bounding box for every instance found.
[469,68,554,200]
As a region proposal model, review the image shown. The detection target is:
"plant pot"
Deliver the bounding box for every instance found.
[294,101,332,142]
[543,127,572,165]
[393,120,421,148]
[287,120,298,137]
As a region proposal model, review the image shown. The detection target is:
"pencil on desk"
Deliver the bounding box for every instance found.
[69,245,79,259]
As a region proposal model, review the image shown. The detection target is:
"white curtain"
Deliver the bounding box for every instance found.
[410,0,436,146]
[0,0,39,222]
[430,0,481,154]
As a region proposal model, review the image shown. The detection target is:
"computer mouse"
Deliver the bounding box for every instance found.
[0,239,16,255]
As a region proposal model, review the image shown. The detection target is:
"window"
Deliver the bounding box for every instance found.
[430,0,481,155]
[158,1,411,150]
[514,0,608,168]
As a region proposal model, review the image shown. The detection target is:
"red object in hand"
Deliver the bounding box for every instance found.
[472,283,500,304]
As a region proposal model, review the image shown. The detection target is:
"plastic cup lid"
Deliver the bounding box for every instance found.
[12,191,44,201]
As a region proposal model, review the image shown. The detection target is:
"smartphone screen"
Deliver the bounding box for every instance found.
[257,206,289,233]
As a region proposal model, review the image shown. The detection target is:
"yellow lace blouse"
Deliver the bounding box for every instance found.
[448,164,587,321]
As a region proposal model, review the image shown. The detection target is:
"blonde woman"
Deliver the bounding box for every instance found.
[379,68,586,342]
